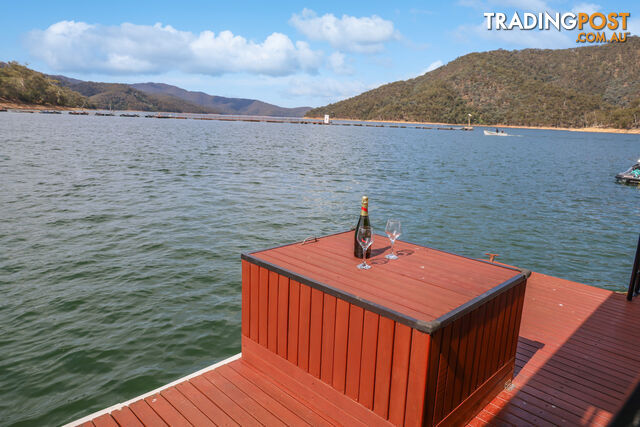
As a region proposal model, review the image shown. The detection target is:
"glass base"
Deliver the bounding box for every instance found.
[385,253,399,260]
[357,262,371,270]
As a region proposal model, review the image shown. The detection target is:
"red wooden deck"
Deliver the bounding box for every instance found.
[70,270,640,426]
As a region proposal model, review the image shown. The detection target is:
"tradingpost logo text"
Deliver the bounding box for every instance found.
[484,12,631,43]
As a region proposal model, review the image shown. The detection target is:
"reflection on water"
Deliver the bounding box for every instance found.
[0,112,638,425]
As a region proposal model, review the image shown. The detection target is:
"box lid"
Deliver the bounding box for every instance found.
[242,231,525,333]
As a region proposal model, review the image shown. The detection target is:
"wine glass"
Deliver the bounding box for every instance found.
[357,225,374,270]
[385,219,401,260]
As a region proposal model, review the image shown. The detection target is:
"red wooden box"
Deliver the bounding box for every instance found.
[241,231,527,426]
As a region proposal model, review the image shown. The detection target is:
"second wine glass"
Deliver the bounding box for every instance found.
[357,225,374,270]
[385,219,401,260]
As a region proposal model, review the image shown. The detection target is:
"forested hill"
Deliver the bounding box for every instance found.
[0,62,86,107]
[306,37,640,129]
[0,62,310,116]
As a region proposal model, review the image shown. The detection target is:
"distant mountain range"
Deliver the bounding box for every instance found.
[306,36,640,129]
[0,62,311,117]
[130,83,311,117]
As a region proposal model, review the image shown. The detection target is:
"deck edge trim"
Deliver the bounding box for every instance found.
[62,352,242,427]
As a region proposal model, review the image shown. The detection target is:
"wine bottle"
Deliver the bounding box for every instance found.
[354,196,372,258]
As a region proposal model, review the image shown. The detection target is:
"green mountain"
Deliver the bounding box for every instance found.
[306,37,640,129]
[0,62,86,107]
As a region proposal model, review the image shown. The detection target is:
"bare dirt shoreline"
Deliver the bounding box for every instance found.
[2,102,638,135]
[308,117,640,135]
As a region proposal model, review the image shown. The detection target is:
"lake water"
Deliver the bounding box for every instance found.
[1,112,638,425]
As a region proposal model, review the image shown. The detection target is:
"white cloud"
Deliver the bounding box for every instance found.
[425,60,444,73]
[328,52,353,74]
[26,21,323,76]
[571,3,601,15]
[289,9,397,53]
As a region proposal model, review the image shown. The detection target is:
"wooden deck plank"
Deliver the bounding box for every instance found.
[309,287,324,378]
[175,381,238,427]
[332,298,350,393]
[298,283,312,371]
[287,280,300,365]
[345,304,364,401]
[264,242,493,314]
[404,330,430,426]
[230,360,337,426]
[388,322,412,426]
[91,414,118,427]
[144,394,191,427]
[259,250,445,321]
[258,266,269,346]
[424,328,442,426]
[242,336,387,427]
[315,235,514,287]
[241,260,250,337]
[110,407,143,427]
[161,387,215,426]
[320,294,337,384]
[277,274,289,358]
[287,240,483,300]
[203,369,286,426]
[268,270,279,353]
[442,317,462,415]
[216,363,309,426]
[373,316,395,419]
[190,374,260,426]
[249,263,259,341]
[129,400,168,426]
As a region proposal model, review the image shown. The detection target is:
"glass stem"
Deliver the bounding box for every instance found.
[363,247,367,267]
[390,240,395,256]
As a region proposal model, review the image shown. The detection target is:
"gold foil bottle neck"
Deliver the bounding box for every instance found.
[360,196,369,215]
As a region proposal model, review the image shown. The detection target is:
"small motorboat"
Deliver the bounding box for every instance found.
[615,159,640,185]
[484,129,509,136]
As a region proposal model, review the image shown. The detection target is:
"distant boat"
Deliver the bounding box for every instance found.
[0,108,8,112]
[69,111,89,115]
[484,129,509,136]
[95,112,114,116]
[120,113,140,118]
[40,110,62,114]
[615,159,640,185]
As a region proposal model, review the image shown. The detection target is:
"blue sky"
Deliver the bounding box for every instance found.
[1,0,638,107]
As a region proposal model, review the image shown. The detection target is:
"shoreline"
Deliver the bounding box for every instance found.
[307,116,640,135]
[0,101,81,111]
[2,101,638,135]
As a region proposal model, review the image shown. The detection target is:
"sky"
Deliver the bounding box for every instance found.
[1,0,638,108]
